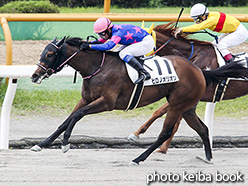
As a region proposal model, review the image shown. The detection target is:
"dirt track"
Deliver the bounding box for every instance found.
[0,148,248,186]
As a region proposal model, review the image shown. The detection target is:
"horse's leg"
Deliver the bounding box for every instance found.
[182,108,212,161]
[128,102,169,141]
[156,116,182,153]
[132,109,181,164]
[31,98,87,151]
[61,96,112,152]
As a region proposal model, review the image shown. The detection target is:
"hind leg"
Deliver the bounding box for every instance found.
[132,93,199,164]
[129,102,169,141]
[156,116,182,153]
[182,107,212,161]
[132,110,181,164]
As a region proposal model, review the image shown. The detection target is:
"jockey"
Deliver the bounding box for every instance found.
[174,3,248,63]
[80,17,155,84]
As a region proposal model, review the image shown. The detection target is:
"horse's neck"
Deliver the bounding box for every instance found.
[67,47,104,76]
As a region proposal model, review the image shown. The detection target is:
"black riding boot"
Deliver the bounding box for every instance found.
[128,57,151,84]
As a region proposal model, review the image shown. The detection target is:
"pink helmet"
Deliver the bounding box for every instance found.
[93,17,113,33]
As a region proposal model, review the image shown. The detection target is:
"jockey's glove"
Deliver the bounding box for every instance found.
[80,43,90,50]
[173,28,182,38]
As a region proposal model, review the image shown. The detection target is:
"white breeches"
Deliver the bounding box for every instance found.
[119,34,155,60]
[212,23,248,56]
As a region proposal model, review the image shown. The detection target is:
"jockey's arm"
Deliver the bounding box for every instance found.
[182,16,216,33]
[90,36,121,51]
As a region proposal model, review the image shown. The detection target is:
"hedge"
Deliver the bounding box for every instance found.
[48,0,248,7]
[0,1,59,13]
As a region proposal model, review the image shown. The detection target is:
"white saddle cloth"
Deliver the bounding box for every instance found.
[125,56,179,86]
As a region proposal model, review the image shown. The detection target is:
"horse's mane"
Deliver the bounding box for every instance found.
[154,22,211,46]
[65,37,84,47]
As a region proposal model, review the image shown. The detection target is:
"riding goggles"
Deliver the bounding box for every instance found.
[193,16,204,23]
[98,31,107,37]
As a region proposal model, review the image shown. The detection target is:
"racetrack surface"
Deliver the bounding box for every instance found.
[0,148,247,186]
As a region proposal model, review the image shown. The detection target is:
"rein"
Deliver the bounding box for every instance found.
[184,30,219,44]
[82,52,106,80]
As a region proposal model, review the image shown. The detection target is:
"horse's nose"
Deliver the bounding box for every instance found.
[31,73,39,83]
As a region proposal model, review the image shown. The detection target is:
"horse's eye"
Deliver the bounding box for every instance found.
[47,54,53,58]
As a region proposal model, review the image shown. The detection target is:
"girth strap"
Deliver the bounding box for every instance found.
[212,78,230,102]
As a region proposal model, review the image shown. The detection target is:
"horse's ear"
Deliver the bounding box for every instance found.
[52,37,57,43]
[56,36,66,47]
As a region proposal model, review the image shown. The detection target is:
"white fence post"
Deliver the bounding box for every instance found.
[0,65,78,149]
[204,102,216,148]
[0,78,17,149]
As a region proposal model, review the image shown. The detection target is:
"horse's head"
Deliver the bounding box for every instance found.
[31,36,67,84]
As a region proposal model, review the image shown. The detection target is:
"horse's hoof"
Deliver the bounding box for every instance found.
[196,156,213,164]
[30,145,42,152]
[130,161,139,166]
[61,144,70,153]
[127,133,139,141]
[155,149,167,154]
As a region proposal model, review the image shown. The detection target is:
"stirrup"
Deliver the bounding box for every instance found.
[134,73,146,84]
[134,72,150,84]
[225,58,234,64]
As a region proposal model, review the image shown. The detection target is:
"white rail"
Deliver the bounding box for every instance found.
[0,65,78,149]
[0,65,216,149]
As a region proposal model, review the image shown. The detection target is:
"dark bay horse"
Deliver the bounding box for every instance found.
[30,37,248,164]
[130,22,248,153]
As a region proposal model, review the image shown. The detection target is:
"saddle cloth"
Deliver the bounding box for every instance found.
[125,56,179,86]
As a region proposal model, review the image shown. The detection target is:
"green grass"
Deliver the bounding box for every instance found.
[0,82,81,116]
[0,81,247,118]
[59,6,248,14]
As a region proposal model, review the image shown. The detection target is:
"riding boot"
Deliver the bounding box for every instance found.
[225,58,234,63]
[128,57,151,84]
[224,53,234,63]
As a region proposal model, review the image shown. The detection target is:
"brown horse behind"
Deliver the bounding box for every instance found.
[30,37,247,164]
[130,22,248,153]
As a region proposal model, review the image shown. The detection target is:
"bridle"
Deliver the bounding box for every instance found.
[37,42,80,78]
[37,40,106,80]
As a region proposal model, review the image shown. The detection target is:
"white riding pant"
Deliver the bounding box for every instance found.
[119,34,155,60]
[212,23,248,56]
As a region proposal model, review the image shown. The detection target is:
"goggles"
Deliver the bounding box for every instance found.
[193,16,203,23]
[98,31,107,37]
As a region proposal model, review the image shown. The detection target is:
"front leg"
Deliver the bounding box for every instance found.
[31,98,87,151]
[61,96,112,153]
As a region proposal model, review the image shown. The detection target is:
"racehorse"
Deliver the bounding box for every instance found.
[129,22,248,153]
[30,36,248,164]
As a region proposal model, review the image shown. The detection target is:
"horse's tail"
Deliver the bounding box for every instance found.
[202,61,248,86]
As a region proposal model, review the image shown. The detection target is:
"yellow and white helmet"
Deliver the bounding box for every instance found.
[190,3,209,20]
